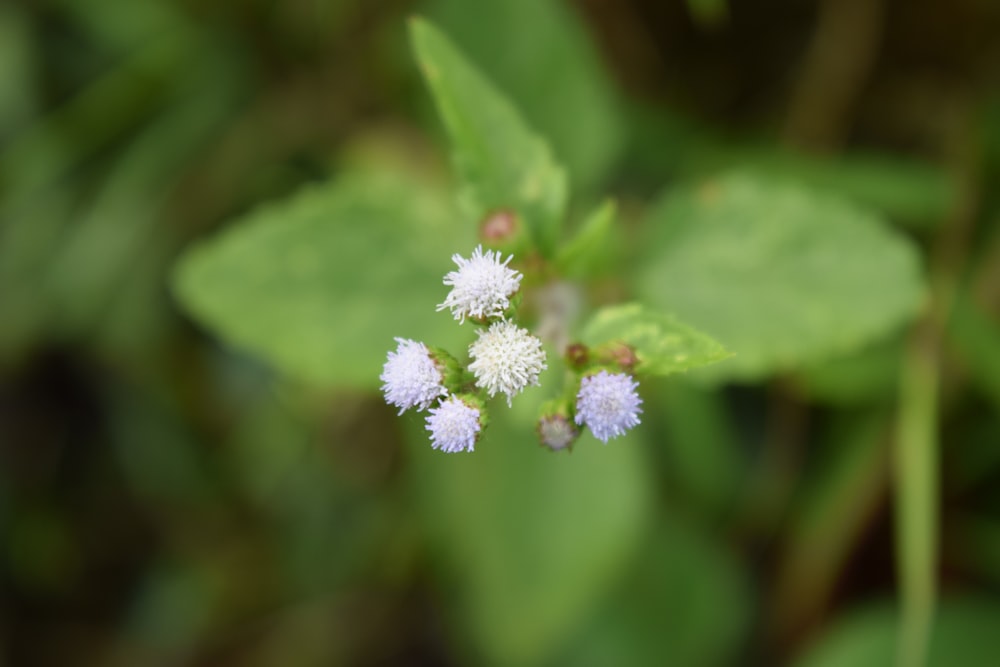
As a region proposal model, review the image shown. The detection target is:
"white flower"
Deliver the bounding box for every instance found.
[380,338,447,414]
[468,321,547,406]
[537,414,578,452]
[426,395,482,453]
[437,245,522,323]
[574,371,642,443]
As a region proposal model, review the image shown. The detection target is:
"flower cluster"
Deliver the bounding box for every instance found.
[381,244,644,455]
[381,245,546,453]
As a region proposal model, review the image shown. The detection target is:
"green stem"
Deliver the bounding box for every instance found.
[894,329,939,667]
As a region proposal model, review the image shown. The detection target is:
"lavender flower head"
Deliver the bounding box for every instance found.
[380,338,447,414]
[437,245,522,323]
[574,370,643,443]
[426,395,482,453]
[468,320,547,406]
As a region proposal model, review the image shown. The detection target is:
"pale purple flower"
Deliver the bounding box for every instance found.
[437,245,522,323]
[468,320,547,406]
[426,395,482,453]
[574,371,643,443]
[380,338,447,414]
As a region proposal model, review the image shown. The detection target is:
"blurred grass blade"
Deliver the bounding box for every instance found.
[894,330,939,667]
[772,412,889,642]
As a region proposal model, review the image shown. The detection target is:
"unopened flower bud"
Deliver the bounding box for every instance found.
[480,209,520,245]
[537,409,579,452]
[594,341,639,373]
[565,342,590,370]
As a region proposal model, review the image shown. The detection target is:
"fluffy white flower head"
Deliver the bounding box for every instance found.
[380,338,447,415]
[574,371,643,443]
[426,396,481,453]
[438,245,522,323]
[468,321,547,406]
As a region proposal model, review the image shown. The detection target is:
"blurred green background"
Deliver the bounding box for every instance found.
[3,0,1000,665]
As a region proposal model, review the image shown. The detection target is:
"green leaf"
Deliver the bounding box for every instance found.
[422,0,624,192]
[793,597,1000,667]
[581,303,732,376]
[410,17,568,256]
[172,168,474,389]
[637,173,925,383]
[555,199,616,279]
[947,287,1000,411]
[408,390,652,666]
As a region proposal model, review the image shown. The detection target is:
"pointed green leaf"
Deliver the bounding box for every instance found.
[422,0,624,192]
[172,169,474,388]
[581,303,732,376]
[410,18,568,256]
[637,173,925,383]
[555,199,616,278]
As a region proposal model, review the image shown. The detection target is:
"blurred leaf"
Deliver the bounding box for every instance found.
[637,173,925,383]
[410,17,568,256]
[772,412,889,641]
[124,561,218,658]
[947,287,1000,411]
[627,107,954,226]
[658,379,742,516]
[581,303,732,376]
[553,513,750,667]
[0,34,194,219]
[0,4,37,138]
[794,337,903,405]
[173,168,474,389]
[555,199,616,279]
[793,597,1000,667]
[731,150,954,228]
[952,516,1000,586]
[686,0,729,28]
[423,0,624,192]
[408,388,652,666]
